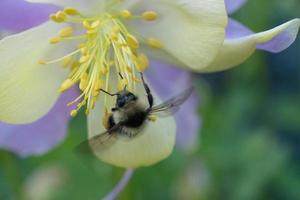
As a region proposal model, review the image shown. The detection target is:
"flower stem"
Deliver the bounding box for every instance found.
[102,168,134,200]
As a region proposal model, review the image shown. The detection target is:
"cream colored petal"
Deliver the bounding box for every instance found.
[127,0,228,71]
[0,21,71,124]
[88,79,176,168]
[201,19,300,73]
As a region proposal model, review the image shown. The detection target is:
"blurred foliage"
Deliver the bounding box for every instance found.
[0,1,300,200]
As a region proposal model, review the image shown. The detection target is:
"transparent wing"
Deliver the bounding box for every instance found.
[74,124,121,155]
[149,87,194,117]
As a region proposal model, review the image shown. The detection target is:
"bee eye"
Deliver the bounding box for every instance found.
[117,98,125,108]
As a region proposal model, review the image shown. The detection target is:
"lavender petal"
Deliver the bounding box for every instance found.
[226,18,300,53]
[0,87,79,157]
[145,61,201,151]
[225,0,248,14]
[0,0,58,32]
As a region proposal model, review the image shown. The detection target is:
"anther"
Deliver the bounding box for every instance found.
[91,20,101,29]
[55,11,67,22]
[79,79,88,91]
[142,11,158,21]
[118,79,128,91]
[49,14,64,23]
[59,27,74,37]
[82,20,91,29]
[38,60,46,65]
[147,38,162,48]
[136,54,149,72]
[63,7,80,16]
[70,110,78,117]
[127,34,139,49]
[79,55,90,63]
[60,79,74,92]
[120,10,132,19]
[49,36,62,44]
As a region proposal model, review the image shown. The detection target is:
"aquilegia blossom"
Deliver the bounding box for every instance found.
[0,0,228,168]
[0,0,299,168]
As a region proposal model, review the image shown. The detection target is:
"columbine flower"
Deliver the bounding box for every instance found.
[1,0,227,166]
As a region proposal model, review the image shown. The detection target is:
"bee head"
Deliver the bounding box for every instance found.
[116,90,138,108]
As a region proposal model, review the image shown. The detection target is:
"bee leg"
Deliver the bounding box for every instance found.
[99,89,118,96]
[140,72,153,109]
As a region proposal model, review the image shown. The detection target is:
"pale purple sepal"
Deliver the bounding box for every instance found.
[257,22,300,53]
[225,0,248,14]
[103,169,134,200]
[226,18,253,39]
[0,0,58,32]
[226,18,299,53]
[0,88,79,157]
[145,61,201,150]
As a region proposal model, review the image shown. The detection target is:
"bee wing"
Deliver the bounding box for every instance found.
[149,87,194,117]
[75,124,121,155]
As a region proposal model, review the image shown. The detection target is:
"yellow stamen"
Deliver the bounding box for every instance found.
[142,11,158,21]
[43,6,161,114]
[79,55,90,63]
[127,34,139,49]
[120,10,132,19]
[70,110,78,117]
[136,54,149,72]
[91,20,101,29]
[49,36,62,44]
[147,38,162,48]
[64,7,80,16]
[60,79,74,92]
[55,11,67,22]
[59,27,74,37]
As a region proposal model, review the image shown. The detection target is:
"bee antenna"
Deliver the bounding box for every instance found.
[100,89,119,96]
[118,72,124,79]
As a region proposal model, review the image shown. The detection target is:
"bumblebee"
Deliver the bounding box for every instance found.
[81,72,193,147]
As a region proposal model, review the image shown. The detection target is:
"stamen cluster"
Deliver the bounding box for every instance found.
[39,7,162,116]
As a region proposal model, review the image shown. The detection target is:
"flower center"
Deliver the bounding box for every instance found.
[39,7,162,116]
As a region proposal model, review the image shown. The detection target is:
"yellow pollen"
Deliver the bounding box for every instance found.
[118,79,128,91]
[120,10,132,19]
[59,79,74,92]
[49,36,62,44]
[148,115,157,122]
[79,79,88,91]
[44,7,161,114]
[91,20,101,29]
[38,60,46,65]
[79,55,90,63]
[82,20,91,29]
[63,57,72,67]
[147,38,162,48]
[142,11,158,21]
[55,11,67,22]
[136,54,149,72]
[59,27,74,37]
[63,7,80,16]
[70,110,78,117]
[127,34,139,49]
[102,108,111,129]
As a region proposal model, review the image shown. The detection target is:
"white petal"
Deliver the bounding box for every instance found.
[0,21,71,123]
[88,80,176,168]
[201,19,300,72]
[25,0,107,15]
[127,0,228,71]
